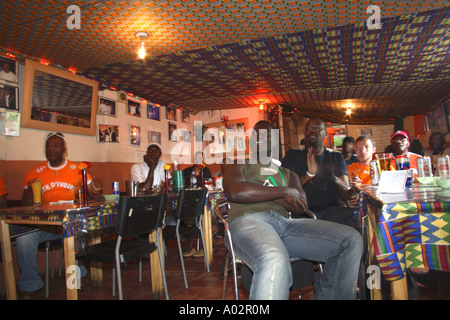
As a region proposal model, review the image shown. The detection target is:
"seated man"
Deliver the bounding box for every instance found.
[348,135,377,187]
[390,130,421,178]
[224,121,362,300]
[131,144,169,191]
[282,117,354,227]
[18,132,103,299]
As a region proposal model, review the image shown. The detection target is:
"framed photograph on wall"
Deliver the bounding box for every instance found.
[98,97,117,117]
[147,102,160,121]
[182,130,191,142]
[98,124,119,142]
[426,104,448,134]
[168,122,177,141]
[0,111,20,136]
[166,106,177,121]
[182,110,190,123]
[130,124,141,146]
[127,99,141,117]
[149,130,161,145]
[0,83,18,110]
[0,57,18,83]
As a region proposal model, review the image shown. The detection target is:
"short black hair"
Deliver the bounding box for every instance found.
[343,136,355,144]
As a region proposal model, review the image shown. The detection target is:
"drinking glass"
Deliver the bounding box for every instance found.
[31,180,42,206]
[376,153,393,172]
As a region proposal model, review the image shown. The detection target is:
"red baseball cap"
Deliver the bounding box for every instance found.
[391,130,410,142]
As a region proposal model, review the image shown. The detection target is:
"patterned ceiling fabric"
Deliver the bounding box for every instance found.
[0,1,449,124]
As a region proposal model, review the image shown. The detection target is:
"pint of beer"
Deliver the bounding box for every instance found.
[31,180,42,206]
[376,153,392,172]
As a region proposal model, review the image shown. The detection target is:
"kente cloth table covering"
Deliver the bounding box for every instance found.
[357,186,450,281]
[0,202,117,239]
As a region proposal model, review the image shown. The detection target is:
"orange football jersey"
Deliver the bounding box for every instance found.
[23,160,92,205]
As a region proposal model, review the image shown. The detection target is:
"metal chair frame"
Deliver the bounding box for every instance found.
[215,202,322,300]
[163,188,210,289]
[78,194,169,300]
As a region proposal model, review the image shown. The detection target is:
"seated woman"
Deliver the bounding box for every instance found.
[424,132,450,175]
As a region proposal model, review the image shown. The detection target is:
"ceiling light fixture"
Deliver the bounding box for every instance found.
[136,31,148,59]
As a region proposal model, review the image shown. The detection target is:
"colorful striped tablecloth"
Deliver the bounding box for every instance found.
[357,186,450,281]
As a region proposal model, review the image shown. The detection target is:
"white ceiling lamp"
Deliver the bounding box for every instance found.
[136,31,148,59]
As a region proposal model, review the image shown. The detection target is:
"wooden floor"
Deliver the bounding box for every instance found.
[2,236,450,300]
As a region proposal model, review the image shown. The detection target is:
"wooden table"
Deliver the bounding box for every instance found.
[355,185,450,300]
[0,201,117,300]
[0,190,225,300]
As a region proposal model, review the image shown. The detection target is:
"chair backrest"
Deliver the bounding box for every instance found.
[115,193,167,237]
[175,188,207,220]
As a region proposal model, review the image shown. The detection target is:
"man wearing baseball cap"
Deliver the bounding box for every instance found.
[390,130,421,178]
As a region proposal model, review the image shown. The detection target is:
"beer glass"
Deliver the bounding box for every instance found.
[376,153,392,172]
[31,180,42,206]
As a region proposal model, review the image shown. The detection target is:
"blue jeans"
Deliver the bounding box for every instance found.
[229,211,363,300]
[15,231,87,292]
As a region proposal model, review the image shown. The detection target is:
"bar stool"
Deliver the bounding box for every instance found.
[38,239,63,299]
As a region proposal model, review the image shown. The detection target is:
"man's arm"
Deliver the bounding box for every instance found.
[88,177,103,199]
[223,164,307,214]
[275,171,308,214]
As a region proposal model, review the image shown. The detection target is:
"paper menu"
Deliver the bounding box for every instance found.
[378,170,408,193]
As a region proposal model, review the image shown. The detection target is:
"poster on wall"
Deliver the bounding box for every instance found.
[127,99,141,117]
[98,97,117,117]
[0,57,18,84]
[166,106,177,121]
[147,102,160,121]
[168,122,177,141]
[98,124,119,142]
[0,83,18,110]
[0,111,20,136]
[182,110,190,123]
[426,104,448,134]
[130,124,141,146]
[149,130,161,145]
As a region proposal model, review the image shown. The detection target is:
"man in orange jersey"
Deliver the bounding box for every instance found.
[390,130,421,178]
[21,133,103,205]
[17,132,103,299]
[348,136,377,187]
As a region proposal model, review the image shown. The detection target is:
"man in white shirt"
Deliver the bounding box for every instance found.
[131,144,169,191]
[0,61,17,82]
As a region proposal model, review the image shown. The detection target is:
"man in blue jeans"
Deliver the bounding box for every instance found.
[223,121,362,299]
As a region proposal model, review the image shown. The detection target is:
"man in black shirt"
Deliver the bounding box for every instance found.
[282,118,354,226]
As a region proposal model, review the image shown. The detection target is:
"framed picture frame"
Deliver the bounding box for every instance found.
[130,124,141,146]
[147,102,160,121]
[0,57,18,84]
[182,130,191,142]
[127,99,141,117]
[149,130,161,145]
[0,83,18,110]
[426,104,448,134]
[168,122,177,141]
[203,118,249,158]
[98,97,117,117]
[0,111,20,136]
[97,124,119,142]
[182,110,190,123]
[166,106,177,121]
